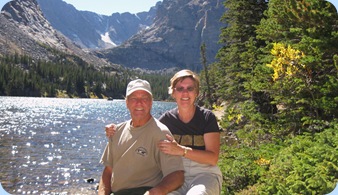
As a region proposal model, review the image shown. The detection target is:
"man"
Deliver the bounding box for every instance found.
[99,79,184,195]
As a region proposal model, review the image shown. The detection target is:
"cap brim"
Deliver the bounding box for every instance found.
[126,88,152,97]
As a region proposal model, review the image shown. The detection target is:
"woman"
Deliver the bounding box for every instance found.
[105,70,222,194]
[157,69,222,195]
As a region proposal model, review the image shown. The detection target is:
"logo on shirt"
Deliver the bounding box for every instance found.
[135,147,147,156]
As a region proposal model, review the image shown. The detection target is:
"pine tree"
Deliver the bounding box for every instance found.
[215,0,267,102]
[256,0,338,135]
[208,0,268,139]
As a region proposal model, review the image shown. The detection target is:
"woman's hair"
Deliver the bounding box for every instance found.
[168,69,200,95]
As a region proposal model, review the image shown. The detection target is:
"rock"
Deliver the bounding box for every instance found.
[84,178,95,183]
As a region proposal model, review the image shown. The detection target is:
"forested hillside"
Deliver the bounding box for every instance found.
[198,0,337,194]
[0,54,172,100]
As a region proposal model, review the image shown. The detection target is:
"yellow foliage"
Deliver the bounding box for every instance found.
[254,157,271,166]
[89,92,99,99]
[227,107,243,124]
[212,104,222,110]
[235,113,243,124]
[267,43,305,81]
[56,90,69,98]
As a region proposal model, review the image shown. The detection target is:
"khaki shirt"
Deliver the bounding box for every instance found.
[100,117,184,192]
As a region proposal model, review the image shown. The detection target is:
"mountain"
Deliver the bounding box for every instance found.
[36,0,225,70]
[0,0,116,69]
[96,0,226,70]
[0,0,226,71]
[36,0,158,49]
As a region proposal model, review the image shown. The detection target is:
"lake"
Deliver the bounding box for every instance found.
[0,97,176,194]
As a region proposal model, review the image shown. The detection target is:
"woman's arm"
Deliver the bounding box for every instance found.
[158,132,220,166]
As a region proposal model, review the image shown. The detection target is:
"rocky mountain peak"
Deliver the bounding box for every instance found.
[0,0,115,69]
[0,0,225,71]
[98,0,226,70]
[36,0,157,49]
[2,0,39,24]
[1,0,67,51]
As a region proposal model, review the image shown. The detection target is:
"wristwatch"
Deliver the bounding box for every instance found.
[182,147,188,157]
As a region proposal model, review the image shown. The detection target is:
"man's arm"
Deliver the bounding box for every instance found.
[146,170,184,195]
[98,166,113,195]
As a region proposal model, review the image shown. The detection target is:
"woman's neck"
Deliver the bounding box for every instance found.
[178,105,196,123]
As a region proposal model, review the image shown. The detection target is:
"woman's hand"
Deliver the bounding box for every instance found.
[158,134,185,156]
[105,123,116,138]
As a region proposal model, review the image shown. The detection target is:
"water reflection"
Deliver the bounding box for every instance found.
[0,97,175,194]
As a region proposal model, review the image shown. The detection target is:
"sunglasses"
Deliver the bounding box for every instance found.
[174,86,195,92]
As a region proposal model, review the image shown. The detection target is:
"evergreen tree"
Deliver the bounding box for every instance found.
[215,0,267,102]
[256,0,338,136]
[208,0,268,139]
[75,71,86,96]
[200,43,213,108]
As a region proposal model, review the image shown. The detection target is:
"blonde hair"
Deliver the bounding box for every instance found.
[168,69,200,95]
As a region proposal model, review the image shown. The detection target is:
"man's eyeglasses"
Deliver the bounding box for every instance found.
[174,86,195,93]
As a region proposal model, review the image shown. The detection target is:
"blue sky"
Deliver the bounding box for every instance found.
[0,0,162,15]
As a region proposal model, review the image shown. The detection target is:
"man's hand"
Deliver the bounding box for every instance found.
[105,123,116,138]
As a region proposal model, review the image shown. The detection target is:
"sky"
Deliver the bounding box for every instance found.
[0,0,162,15]
[0,0,337,15]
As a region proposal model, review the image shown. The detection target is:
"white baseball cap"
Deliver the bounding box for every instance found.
[126,79,152,97]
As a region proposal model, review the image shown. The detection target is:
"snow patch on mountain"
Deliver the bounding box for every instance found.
[101,32,116,47]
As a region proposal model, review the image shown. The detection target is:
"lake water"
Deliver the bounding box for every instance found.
[0,97,176,194]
